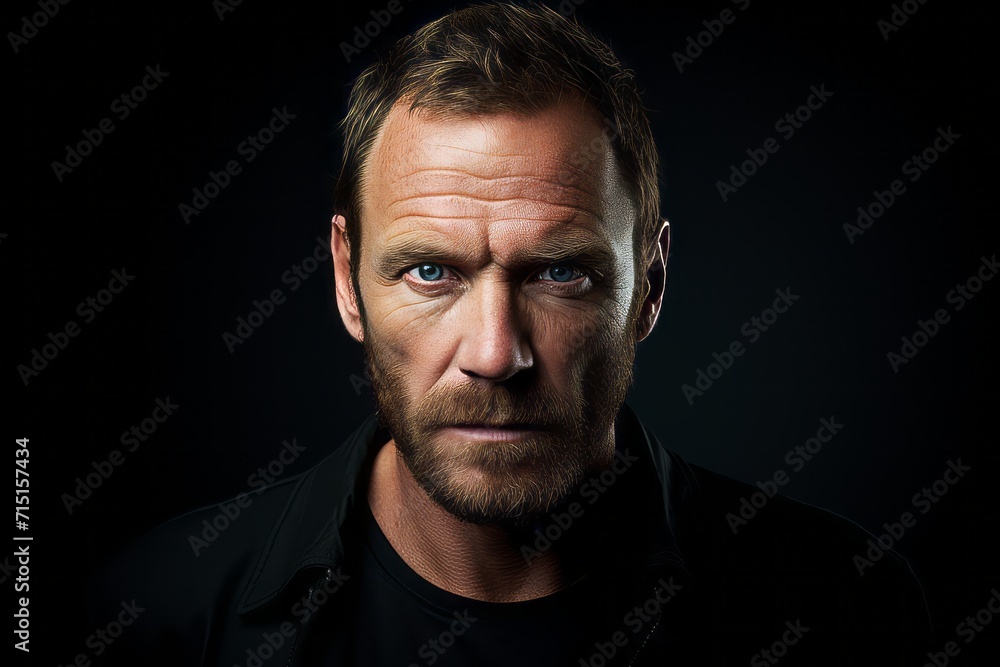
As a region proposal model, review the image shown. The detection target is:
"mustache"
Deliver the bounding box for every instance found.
[408,380,582,433]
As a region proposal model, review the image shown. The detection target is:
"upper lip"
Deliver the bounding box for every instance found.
[450,422,546,430]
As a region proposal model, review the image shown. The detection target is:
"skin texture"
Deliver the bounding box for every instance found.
[331,99,669,602]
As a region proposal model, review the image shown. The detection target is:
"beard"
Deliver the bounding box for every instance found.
[361,301,638,528]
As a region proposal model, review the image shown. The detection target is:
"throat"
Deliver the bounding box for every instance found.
[366,439,570,602]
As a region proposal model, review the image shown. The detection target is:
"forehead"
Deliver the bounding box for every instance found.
[358,100,634,252]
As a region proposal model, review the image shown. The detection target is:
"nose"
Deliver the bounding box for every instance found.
[456,279,533,382]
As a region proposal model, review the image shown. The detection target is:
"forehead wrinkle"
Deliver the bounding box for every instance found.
[390,214,596,224]
[383,169,606,224]
[421,152,604,189]
[365,103,615,205]
[363,102,634,264]
[431,144,533,158]
[393,167,601,202]
[375,161,607,225]
[392,157,601,186]
[386,194,603,223]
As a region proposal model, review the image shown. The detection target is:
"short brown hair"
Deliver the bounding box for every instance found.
[334,1,661,301]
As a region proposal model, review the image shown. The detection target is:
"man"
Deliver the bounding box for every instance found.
[92,3,930,665]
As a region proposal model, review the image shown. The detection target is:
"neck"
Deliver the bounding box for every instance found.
[367,439,570,602]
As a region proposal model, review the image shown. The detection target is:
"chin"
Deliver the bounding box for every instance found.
[419,465,583,528]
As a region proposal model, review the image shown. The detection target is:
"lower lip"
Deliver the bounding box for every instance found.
[441,426,544,441]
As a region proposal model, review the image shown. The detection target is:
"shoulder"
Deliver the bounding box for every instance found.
[86,477,300,665]
[683,463,872,544]
[665,456,934,660]
[680,461,915,578]
[85,412,382,664]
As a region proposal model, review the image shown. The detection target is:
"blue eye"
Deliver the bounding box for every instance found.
[413,263,445,281]
[540,264,582,283]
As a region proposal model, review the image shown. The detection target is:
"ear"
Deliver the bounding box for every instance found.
[634,218,670,342]
[331,215,364,343]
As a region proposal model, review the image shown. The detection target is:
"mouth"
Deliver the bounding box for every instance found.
[451,422,546,429]
[441,423,549,441]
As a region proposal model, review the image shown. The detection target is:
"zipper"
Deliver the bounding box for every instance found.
[286,568,333,667]
[625,585,663,667]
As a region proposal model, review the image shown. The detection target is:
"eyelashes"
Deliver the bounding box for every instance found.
[402,262,592,295]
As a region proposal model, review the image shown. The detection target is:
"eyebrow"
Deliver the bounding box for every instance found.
[375,236,464,277]
[374,228,618,279]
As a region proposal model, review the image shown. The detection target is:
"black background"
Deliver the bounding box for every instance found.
[7,0,998,664]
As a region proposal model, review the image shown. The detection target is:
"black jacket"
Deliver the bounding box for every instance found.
[90,404,932,665]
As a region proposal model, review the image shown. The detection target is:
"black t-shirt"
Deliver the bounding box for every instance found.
[300,422,674,667]
[310,501,646,667]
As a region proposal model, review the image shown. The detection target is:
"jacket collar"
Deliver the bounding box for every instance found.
[237,402,691,615]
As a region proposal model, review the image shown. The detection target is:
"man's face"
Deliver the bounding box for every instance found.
[351,100,642,526]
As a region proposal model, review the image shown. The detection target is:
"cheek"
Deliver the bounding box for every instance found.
[531,303,622,378]
[361,265,456,331]
[364,286,457,394]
